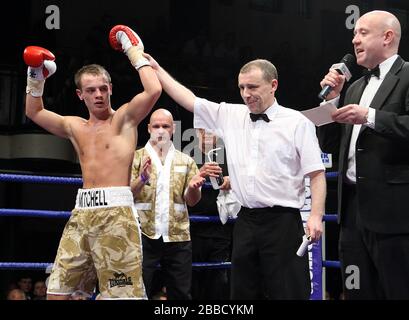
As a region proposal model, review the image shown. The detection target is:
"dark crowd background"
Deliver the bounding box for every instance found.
[1,0,409,300]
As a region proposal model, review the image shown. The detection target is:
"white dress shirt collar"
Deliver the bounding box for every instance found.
[378,54,399,80]
[248,99,279,123]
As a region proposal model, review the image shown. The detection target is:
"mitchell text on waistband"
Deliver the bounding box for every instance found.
[78,189,108,208]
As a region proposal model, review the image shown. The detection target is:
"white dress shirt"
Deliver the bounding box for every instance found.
[145,141,175,239]
[194,98,325,209]
[346,54,399,183]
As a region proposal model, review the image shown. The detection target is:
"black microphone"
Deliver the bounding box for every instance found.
[318,54,355,100]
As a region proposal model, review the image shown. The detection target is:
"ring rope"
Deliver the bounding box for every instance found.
[0,208,338,222]
[0,208,71,218]
[0,172,339,185]
[322,260,341,268]
[0,173,82,185]
[0,261,232,271]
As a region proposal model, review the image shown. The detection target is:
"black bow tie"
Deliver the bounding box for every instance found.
[363,65,380,82]
[250,113,270,122]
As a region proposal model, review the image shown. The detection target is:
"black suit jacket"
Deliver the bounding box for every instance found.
[319,56,409,233]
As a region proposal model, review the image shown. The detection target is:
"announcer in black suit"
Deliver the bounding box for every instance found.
[319,10,409,299]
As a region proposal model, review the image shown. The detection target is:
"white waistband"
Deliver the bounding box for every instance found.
[75,187,133,209]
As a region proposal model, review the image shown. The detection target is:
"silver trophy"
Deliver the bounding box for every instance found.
[207,147,224,190]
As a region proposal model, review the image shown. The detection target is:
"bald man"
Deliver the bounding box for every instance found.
[131,109,206,300]
[319,10,409,299]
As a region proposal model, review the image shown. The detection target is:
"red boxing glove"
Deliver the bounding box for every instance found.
[23,46,55,67]
[24,46,57,97]
[109,25,150,70]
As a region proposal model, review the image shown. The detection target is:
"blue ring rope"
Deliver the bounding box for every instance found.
[0,173,82,185]
[0,172,339,185]
[0,208,71,218]
[322,260,341,268]
[0,262,52,270]
[0,262,232,271]
[0,260,341,271]
[0,208,338,222]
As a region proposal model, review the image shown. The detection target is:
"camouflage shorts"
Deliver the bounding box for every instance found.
[47,187,146,299]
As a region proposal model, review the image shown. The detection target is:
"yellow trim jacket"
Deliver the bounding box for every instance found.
[131,146,199,242]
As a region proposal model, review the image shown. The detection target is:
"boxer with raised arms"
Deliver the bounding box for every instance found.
[24,25,161,299]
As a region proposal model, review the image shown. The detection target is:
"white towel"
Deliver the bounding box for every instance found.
[216,190,241,224]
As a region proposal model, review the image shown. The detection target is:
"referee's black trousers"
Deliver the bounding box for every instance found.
[231,206,310,300]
